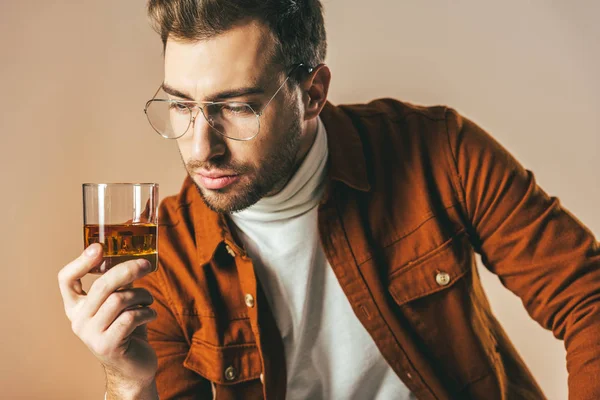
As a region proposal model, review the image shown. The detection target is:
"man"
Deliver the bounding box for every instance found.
[58,1,600,399]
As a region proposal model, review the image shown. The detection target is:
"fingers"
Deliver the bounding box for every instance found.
[79,258,154,320]
[102,307,158,352]
[92,288,155,332]
[58,243,103,310]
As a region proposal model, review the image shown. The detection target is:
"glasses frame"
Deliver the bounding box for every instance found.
[144,63,313,141]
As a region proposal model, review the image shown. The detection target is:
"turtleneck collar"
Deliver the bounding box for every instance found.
[230,117,328,222]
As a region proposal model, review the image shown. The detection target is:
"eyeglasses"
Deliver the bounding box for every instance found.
[144,63,313,141]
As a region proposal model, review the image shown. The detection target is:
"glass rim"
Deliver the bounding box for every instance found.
[82,182,159,187]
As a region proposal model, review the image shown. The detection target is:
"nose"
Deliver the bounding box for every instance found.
[187,107,227,163]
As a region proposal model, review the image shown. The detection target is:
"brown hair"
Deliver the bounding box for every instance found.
[147,0,327,72]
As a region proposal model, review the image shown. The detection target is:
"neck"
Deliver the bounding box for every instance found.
[296,117,319,166]
[265,117,319,197]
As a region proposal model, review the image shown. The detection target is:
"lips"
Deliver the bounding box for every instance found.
[196,171,240,190]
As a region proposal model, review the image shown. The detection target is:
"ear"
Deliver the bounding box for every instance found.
[300,64,331,120]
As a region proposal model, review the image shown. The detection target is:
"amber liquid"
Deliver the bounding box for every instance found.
[84,224,157,274]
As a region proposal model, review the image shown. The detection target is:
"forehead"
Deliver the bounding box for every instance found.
[163,20,279,99]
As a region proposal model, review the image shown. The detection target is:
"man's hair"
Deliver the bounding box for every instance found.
[147,0,327,71]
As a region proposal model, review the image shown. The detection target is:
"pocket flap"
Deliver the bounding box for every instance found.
[184,336,262,385]
[388,231,471,306]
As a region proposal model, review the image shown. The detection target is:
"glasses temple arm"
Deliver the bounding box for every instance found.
[258,63,313,116]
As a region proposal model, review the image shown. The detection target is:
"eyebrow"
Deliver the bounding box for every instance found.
[161,83,266,102]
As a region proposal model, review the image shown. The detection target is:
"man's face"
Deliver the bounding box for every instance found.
[164,21,304,213]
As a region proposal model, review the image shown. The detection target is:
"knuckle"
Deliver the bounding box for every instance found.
[120,310,136,326]
[57,267,70,284]
[106,292,126,310]
[93,278,109,294]
[122,263,137,282]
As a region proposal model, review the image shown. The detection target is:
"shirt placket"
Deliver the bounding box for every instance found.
[223,233,287,400]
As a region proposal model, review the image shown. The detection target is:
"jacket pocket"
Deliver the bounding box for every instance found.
[184,336,262,385]
[387,230,497,393]
[387,228,470,305]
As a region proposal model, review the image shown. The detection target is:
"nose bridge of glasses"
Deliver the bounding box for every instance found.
[188,107,216,144]
[191,103,220,127]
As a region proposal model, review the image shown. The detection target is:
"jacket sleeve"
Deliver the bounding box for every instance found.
[135,266,213,400]
[445,108,600,400]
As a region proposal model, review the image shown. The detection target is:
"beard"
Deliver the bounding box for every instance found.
[184,114,302,214]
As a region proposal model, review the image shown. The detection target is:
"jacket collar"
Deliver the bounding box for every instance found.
[319,101,371,193]
[177,101,371,264]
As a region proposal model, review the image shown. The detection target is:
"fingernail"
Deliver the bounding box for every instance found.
[137,259,151,270]
[85,244,100,257]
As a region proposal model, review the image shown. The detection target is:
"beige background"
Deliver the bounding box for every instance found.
[1,1,598,399]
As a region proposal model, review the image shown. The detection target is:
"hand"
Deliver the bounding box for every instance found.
[58,243,159,394]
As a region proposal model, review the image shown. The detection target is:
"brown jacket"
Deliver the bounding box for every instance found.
[137,99,600,400]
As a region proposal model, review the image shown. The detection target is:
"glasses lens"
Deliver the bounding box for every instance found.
[204,103,259,140]
[145,100,192,139]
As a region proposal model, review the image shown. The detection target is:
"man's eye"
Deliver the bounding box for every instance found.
[169,103,190,113]
[222,104,254,115]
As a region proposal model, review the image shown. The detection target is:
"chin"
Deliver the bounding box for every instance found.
[194,177,263,214]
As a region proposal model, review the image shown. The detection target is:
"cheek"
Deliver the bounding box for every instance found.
[176,140,192,164]
[232,142,264,170]
[251,131,281,165]
[255,112,291,150]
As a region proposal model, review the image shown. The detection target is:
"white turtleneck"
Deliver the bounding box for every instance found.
[229,118,413,400]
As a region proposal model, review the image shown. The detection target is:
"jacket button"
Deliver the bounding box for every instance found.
[260,373,264,384]
[435,272,451,286]
[225,244,236,257]
[224,365,237,381]
[245,294,255,308]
